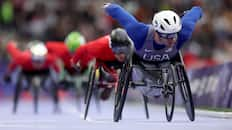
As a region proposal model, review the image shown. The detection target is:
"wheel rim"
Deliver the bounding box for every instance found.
[178,66,195,121]
[114,64,131,122]
[85,67,94,104]
[84,68,96,120]
[180,83,195,121]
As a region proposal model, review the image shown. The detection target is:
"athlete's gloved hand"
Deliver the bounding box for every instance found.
[71,61,82,73]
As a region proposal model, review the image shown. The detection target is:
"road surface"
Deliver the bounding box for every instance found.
[0,98,231,130]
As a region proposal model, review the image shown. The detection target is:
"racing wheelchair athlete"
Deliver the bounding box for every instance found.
[4,41,60,114]
[103,3,202,122]
[71,28,133,120]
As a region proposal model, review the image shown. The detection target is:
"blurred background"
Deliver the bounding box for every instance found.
[0,0,232,108]
[0,0,231,65]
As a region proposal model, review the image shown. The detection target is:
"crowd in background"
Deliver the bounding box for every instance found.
[0,0,231,69]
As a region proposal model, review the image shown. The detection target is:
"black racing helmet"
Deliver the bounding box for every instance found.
[110,28,133,55]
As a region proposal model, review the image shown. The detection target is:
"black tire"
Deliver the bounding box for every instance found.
[143,95,149,119]
[113,67,125,122]
[164,65,176,122]
[13,78,23,114]
[32,83,39,114]
[164,84,175,122]
[84,67,94,104]
[113,64,131,122]
[177,65,195,121]
[84,67,96,120]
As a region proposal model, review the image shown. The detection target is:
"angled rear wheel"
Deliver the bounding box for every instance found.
[113,63,131,122]
[84,66,96,120]
[177,65,195,121]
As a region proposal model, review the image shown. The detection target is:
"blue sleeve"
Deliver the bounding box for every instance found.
[105,3,148,50]
[177,6,203,49]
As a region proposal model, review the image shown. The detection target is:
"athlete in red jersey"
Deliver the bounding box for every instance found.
[4,40,61,113]
[71,28,133,70]
[46,32,86,75]
[45,32,89,104]
[71,28,133,100]
[5,41,60,75]
[46,42,77,74]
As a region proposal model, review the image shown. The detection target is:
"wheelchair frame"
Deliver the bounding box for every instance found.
[113,51,195,122]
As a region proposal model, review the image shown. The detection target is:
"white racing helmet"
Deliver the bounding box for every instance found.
[28,40,48,63]
[152,10,182,34]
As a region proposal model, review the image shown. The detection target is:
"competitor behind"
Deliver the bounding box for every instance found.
[45,32,87,100]
[4,40,60,113]
[71,28,133,100]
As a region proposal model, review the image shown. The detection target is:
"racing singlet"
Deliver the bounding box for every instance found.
[135,26,179,62]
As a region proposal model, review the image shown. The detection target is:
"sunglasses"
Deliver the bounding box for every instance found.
[112,46,129,55]
[156,32,178,39]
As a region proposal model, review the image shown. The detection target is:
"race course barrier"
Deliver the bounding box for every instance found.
[188,62,232,108]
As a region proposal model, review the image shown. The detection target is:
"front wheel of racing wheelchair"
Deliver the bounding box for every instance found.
[113,52,195,122]
[175,54,195,121]
[84,63,96,120]
[113,58,132,122]
[84,60,117,120]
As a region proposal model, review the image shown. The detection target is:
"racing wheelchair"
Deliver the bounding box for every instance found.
[113,51,195,122]
[83,60,120,120]
[13,69,59,114]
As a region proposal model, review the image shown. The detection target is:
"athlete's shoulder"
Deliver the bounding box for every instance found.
[88,35,110,45]
[46,41,66,48]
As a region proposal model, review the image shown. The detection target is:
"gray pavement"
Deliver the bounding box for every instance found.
[0,98,231,130]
